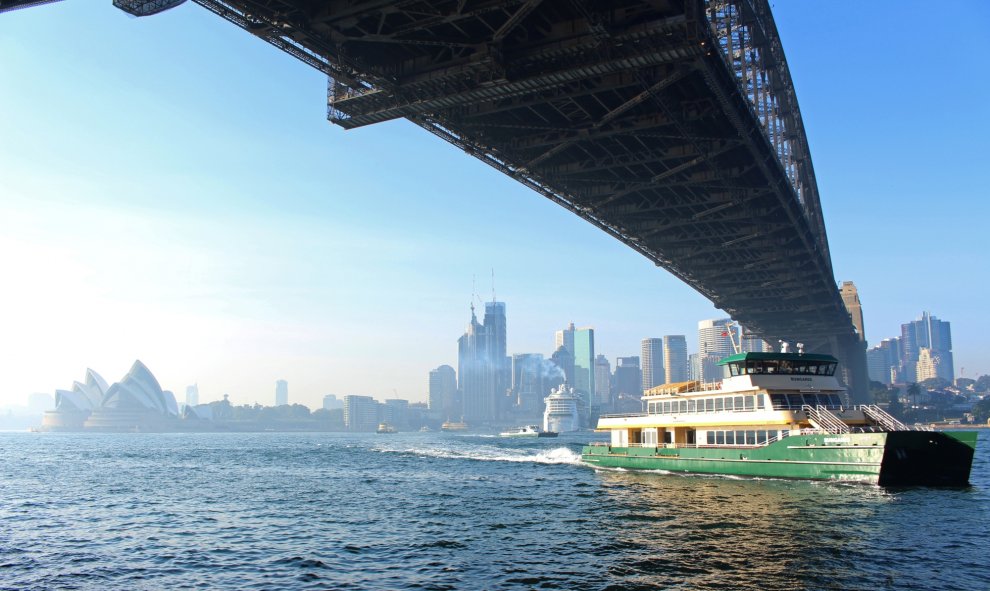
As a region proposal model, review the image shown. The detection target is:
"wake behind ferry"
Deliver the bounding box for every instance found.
[582,347,977,486]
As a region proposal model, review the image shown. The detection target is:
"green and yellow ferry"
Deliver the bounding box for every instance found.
[582,351,977,486]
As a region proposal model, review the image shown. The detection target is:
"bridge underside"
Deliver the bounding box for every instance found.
[22,0,868,397]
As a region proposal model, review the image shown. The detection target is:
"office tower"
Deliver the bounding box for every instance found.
[343,395,379,431]
[594,354,611,407]
[511,354,547,414]
[612,357,642,398]
[866,338,900,385]
[550,346,574,386]
[185,384,199,407]
[275,379,288,406]
[429,365,458,419]
[555,322,575,356]
[458,300,508,425]
[383,399,409,428]
[839,281,866,342]
[900,312,953,382]
[641,338,664,390]
[322,394,343,410]
[698,319,734,383]
[739,327,770,353]
[572,327,595,406]
[688,353,701,382]
[662,335,688,384]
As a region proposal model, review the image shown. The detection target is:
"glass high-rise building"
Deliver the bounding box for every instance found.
[428,365,457,419]
[612,357,641,398]
[900,312,953,382]
[697,319,734,383]
[594,354,611,407]
[641,338,664,390]
[511,353,550,415]
[457,301,509,424]
[275,379,288,407]
[662,335,688,384]
[571,327,595,407]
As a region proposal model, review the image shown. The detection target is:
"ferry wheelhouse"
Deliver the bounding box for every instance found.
[582,351,977,486]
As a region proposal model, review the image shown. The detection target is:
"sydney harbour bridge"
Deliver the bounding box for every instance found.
[3,0,870,400]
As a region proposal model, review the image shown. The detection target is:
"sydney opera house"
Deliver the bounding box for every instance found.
[42,360,183,432]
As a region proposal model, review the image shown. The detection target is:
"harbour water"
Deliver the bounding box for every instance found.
[1,430,988,590]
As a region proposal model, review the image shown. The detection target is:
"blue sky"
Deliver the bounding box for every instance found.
[1,2,988,408]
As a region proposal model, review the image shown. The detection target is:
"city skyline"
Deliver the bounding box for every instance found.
[2,2,989,410]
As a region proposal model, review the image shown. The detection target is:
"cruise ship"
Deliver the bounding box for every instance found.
[544,384,581,433]
[582,348,977,486]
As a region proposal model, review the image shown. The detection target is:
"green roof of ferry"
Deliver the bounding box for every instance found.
[717,352,838,366]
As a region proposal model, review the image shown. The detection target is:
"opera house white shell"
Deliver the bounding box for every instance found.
[42,361,180,432]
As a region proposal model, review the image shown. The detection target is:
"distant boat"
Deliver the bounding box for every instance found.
[419,426,432,432]
[441,421,468,431]
[500,425,558,438]
[376,422,397,434]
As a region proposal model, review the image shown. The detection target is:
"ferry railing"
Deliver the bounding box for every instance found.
[855,404,933,431]
[801,405,849,434]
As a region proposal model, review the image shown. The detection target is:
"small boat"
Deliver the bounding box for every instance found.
[419,426,432,432]
[500,425,558,438]
[441,421,468,431]
[376,422,397,434]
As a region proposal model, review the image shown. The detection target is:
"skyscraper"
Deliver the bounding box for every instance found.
[594,354,611,407]
[429,365,458,420]
[343,395,378,431]
[185,384,199,407]
[457,301,508,424]
[612,356,642,398]
[511,353,548,414]
[662,335,688,384]
[900,312,953,382]
[571,327,595,407]
[698,318,735,383]
[555,322,575,356]
[641,338,664,390]
[839,281,866,342]
[275,379,288,407]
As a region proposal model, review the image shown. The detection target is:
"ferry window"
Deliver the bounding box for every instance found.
[714,398,724,412]
[746,431,757,445]
[663,401,671,414]
[728,364,739,377]
[716,431,725,445]
[734,396,744,410]
[736,431,746,445]
[706,398,714,412]
[830,394,842,406]
[826,363,836,376]
[787,394,803,408]
[688,400,696,413]
[756,394,765,410]
[744,396,754,411]
[724,431,734,445]
[707,431,715,445]
[770,394,786,409]
[757,430,768,444]
[765,362,777,374]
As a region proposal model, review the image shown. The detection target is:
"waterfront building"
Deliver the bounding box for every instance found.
[275,380,288,407]
[867,338,900,385]
[594,354,611,407]
[428,365,457,419]
[641,338,664,390]
[343,395,379,432]
[383,399,410,429]
[185,384,199,407]
[662,335,688,384]
[322,394,343,410]
[839,281,866,342]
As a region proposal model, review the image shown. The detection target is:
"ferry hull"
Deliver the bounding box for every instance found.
[582,431,976,486]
